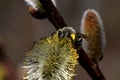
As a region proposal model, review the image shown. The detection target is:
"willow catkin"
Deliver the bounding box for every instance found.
[80,9,106,63]
[22,29,78,80]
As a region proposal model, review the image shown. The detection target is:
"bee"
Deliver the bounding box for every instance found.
[57,27,87,50]
[57,27,84,50]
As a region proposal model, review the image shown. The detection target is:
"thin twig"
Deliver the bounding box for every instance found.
[34,0,107,80]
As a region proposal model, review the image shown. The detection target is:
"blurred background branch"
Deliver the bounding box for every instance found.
[0,40,17,80]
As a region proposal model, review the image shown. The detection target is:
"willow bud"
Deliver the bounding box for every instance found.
[24,0,56,19]
[80,9,106,63]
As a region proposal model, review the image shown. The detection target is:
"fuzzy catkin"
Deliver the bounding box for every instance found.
[22,31,78,80]
[80,9,105,63]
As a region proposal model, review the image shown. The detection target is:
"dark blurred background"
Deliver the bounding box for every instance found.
[0,0,120,80]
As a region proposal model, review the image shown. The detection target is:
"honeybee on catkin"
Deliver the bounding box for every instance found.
[22,27,82,80]
[80,9,106,63]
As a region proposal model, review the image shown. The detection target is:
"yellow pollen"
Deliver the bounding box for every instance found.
[47,38,51,43]
[71,34,75,40]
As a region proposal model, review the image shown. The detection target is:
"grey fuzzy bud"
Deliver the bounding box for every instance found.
[24,0,56,10]
[80,9,106,63]
[24,0,56,19]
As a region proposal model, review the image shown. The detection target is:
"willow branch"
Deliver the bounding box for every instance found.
[39,0,67,29]
[32,0,107,80]
[78,48,106,80]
